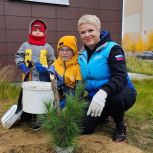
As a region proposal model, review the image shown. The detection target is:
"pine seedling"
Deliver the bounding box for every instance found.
[39,82,88,151]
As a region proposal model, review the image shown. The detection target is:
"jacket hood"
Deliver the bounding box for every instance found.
[29,19,47,34]
[55,35,79,66]
[100,30,111,43]
[57,36,78,56]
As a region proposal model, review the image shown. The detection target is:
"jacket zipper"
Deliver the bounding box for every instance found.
[63,61,66,83]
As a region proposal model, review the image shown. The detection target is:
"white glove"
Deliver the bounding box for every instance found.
[87,89,107,117]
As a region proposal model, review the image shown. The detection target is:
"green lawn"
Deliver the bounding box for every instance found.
[126,56,153,75]
[0,79,153,152]
[126,79,153,153]
[0,83,20,101]
[0,83,20,112]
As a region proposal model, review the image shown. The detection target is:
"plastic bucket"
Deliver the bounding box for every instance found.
[22,81,54,114]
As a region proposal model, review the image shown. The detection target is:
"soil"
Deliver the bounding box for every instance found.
[0,101,145,153]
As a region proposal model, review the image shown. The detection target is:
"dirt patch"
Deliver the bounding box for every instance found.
[0,102,145,153]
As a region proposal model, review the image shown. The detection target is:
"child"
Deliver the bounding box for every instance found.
[35,35,82,108]
[15,19,55,130]
[15,19,55,81]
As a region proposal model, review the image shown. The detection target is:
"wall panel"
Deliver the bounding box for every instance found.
[0,0,123,81]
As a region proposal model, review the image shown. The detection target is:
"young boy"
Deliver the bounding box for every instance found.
[15,19,55,130]
[35,35,82,108]
[15,19,55,81]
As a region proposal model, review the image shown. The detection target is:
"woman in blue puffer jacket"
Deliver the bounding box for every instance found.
[78,14,137,142]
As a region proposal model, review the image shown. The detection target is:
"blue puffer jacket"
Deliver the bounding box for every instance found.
[78,41,117,91]
[78,30,136,97]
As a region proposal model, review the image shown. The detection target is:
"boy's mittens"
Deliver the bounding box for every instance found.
[35,62,48,73]
[19,63,30,74]
[60,99,66,109]
[48,65,64,87]
[48,65,56,75]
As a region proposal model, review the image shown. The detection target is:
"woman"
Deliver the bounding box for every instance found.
[78,14,137,142]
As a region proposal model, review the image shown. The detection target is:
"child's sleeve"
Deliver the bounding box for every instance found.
[47,44,55,66]
[76,65,82,81]
[15,43,26,67]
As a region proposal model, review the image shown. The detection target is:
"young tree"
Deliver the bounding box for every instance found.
[145,31,153,50]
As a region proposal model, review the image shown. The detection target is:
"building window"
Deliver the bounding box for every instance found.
[23,0,69,5]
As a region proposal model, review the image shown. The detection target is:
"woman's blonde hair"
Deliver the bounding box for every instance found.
[78,14,101,30]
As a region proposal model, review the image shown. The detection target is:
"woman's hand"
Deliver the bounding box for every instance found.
[87,89,107,117]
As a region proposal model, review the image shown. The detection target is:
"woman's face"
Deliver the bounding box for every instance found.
[78,24,100,49]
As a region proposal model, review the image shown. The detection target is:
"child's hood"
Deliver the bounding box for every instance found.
[57,36,78,56]
[29,19,47,34]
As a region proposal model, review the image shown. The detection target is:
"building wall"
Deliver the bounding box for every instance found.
[142,0,153,37]
[0,0,123,80]
[123,0,153,40]
[124,0,142,16]
[123,0,142,40]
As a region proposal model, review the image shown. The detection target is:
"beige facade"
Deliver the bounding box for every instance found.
[123,0,153,41]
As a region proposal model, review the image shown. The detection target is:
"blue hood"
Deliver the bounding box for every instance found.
[100,30,112,43]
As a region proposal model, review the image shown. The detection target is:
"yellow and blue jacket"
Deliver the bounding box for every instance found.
[53,50,82,89]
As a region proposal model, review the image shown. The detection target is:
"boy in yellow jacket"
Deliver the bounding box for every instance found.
[35,35,82,108]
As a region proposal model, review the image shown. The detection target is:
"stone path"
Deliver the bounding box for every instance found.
[128,72,153,80]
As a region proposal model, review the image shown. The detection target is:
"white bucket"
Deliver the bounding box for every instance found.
[22,81,54,114]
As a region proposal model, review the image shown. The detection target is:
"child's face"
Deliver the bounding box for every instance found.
[58,46,74,61]
[32,28,44,37]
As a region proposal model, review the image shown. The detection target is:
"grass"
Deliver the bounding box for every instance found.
[0,83,20,101]
[0,65,20,111]
[124,56,153,153]
[126,56,153,75]
[126,79,153,153]
[0,65,153,152]
[0,83,20,113]
[97,79,153,153]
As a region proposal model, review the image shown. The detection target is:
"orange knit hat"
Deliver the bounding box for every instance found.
[57,36,78,55]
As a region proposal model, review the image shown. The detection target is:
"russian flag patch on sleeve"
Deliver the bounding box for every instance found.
[115,54,125,61]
